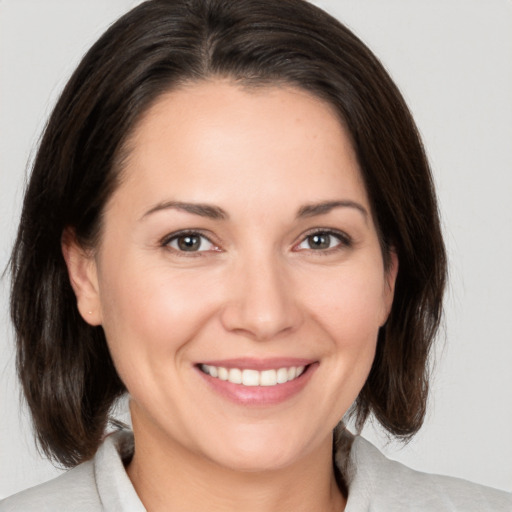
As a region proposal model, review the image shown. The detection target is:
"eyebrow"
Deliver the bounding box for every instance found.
[141,201,228,220]
[141,199,368,222]
[297,200,368,220]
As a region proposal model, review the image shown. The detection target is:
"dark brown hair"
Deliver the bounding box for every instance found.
[10,0,446,467]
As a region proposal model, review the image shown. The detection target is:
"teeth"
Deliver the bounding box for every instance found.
[276,367,288,384]
[218,367,229,381]
[229,368,242,384]
[201,364,306,387]
[242,369,259,386]
[260,369,277,386]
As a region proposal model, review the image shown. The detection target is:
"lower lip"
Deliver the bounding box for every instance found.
[196,363,318,406]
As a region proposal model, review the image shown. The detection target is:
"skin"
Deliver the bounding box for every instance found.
[64,80,398,512]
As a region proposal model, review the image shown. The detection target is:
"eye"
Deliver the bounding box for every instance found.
[295,230,350,251]
[164,232,217,253]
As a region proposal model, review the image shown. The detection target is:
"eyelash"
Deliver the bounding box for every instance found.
[293,228,352,254]
[160,228,352,256]
[161,230,219,256]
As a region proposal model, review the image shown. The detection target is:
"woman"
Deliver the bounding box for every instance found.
[2,0,511,510]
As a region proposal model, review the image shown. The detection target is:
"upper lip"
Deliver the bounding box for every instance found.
[197,357,316,370]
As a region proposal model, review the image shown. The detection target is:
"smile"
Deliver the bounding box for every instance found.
[200,364,307,387]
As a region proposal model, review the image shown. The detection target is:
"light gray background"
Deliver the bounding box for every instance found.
[1,0,511,499]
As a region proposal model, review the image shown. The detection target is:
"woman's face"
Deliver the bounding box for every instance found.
[71,81,397,471]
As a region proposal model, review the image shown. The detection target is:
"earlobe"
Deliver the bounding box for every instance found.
[61,228,102,326]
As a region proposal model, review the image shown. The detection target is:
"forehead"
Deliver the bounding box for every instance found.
[114,80,368,213]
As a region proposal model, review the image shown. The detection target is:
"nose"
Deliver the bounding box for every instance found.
[220,255,303,341]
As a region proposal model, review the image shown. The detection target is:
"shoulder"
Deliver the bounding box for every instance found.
[0,461,99,512]
[338,432,512,511]
[0,430,143,512]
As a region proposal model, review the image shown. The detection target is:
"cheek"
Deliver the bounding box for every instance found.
[96,258,218,376]
[305,263,388,345]
[293,264,387,428]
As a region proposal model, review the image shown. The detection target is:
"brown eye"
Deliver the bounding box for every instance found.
[307,233,332,250]
[177,235,201,251]
[295,230,351,252]
[166,232,215,252]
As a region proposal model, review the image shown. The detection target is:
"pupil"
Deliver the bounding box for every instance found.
[309,233,330,249]
[178,235,200,251]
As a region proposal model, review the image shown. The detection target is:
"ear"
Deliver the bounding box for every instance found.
[61,228,102,326]
[381,248,399,326]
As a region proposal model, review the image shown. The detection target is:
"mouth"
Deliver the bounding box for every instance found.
[195,359,317,405]
[199,364,308,387]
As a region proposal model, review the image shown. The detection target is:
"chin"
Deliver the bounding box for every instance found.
[197,425,318,473]
[208,446,299,473]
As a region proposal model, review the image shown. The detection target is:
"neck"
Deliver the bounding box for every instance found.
[126,417,346,512]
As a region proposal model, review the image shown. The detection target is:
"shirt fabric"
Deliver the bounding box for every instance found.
[1,429,510,511]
